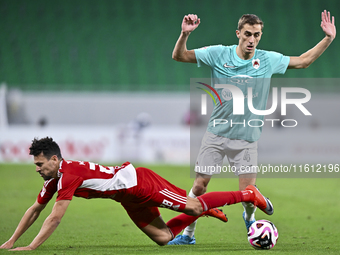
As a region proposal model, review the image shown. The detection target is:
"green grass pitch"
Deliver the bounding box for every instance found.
[0,163,340,255]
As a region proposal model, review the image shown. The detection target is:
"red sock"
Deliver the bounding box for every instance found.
[197,191,254,211]
[166,213,200,238]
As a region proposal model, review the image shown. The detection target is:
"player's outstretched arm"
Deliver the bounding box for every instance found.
[0,201,47,250]
[10,200,70,251]
[288,10,336,69]
[172,14,200,63]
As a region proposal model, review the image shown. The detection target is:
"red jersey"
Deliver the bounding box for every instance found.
[37,160,137,204]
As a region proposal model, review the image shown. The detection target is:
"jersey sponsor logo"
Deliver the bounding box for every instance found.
[221,88,233,101]
[223,63,236,68]
[230,75,253,85]
[252,58,260,69]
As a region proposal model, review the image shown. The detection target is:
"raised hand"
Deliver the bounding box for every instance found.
[321,10,336,40]
[182,14,200,33]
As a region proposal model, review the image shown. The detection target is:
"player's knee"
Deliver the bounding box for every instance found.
[155,241,167,246]
[154,236,171,246]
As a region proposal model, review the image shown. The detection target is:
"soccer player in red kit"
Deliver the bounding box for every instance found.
[0,137,273,251]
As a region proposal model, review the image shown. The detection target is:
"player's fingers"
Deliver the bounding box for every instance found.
[184,16,193,25]
[327,11,331,23]
[196,18,201,26]
[332,16,335,25]
[323,10,328,23]
[188,14,198,22]
[192,15,198,24]
[326,11,330,23]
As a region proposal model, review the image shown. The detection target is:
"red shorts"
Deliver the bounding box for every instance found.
[114,167,187,228]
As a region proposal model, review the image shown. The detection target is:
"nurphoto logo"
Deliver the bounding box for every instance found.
[198,82,312,128]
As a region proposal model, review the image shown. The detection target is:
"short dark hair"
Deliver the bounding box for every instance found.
[29,137,62,160]
[237,14,263,31]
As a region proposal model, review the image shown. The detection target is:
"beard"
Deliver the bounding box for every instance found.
[40,174,52,181]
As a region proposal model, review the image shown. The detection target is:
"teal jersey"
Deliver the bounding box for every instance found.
[195,45,290,142]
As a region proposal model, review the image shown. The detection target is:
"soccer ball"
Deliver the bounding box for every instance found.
[247,220,278,250]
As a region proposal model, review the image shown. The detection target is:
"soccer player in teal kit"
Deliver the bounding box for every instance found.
[168,10,336,245]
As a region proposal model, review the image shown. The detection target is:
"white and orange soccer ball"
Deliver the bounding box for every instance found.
[247,220,278,250]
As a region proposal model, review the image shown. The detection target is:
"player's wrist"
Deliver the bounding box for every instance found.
[7,238,15,246]
[181,31,191,37]
[325,34,335,41]
[27,244,36,250]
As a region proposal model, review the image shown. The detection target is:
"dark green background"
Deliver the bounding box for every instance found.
[0,0,339,91]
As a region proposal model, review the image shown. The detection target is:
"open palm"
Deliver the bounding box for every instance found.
[321,10,336,40]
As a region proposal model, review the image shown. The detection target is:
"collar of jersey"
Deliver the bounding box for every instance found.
[57,159,64,177]
[232,45,257,64]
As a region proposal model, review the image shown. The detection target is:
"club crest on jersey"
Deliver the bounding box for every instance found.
[252,58,260,69]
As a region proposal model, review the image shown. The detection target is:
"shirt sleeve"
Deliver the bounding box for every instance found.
[37,179,58,204]
[56,174,83,201]
[194,45,224,68]
[267,51,290,74]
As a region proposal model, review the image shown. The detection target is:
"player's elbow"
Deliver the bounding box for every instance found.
[300,60,311,69]
[172,52,182,62]
[172,50,195,63]
[304,62,312,69]
[298,56,312,69]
